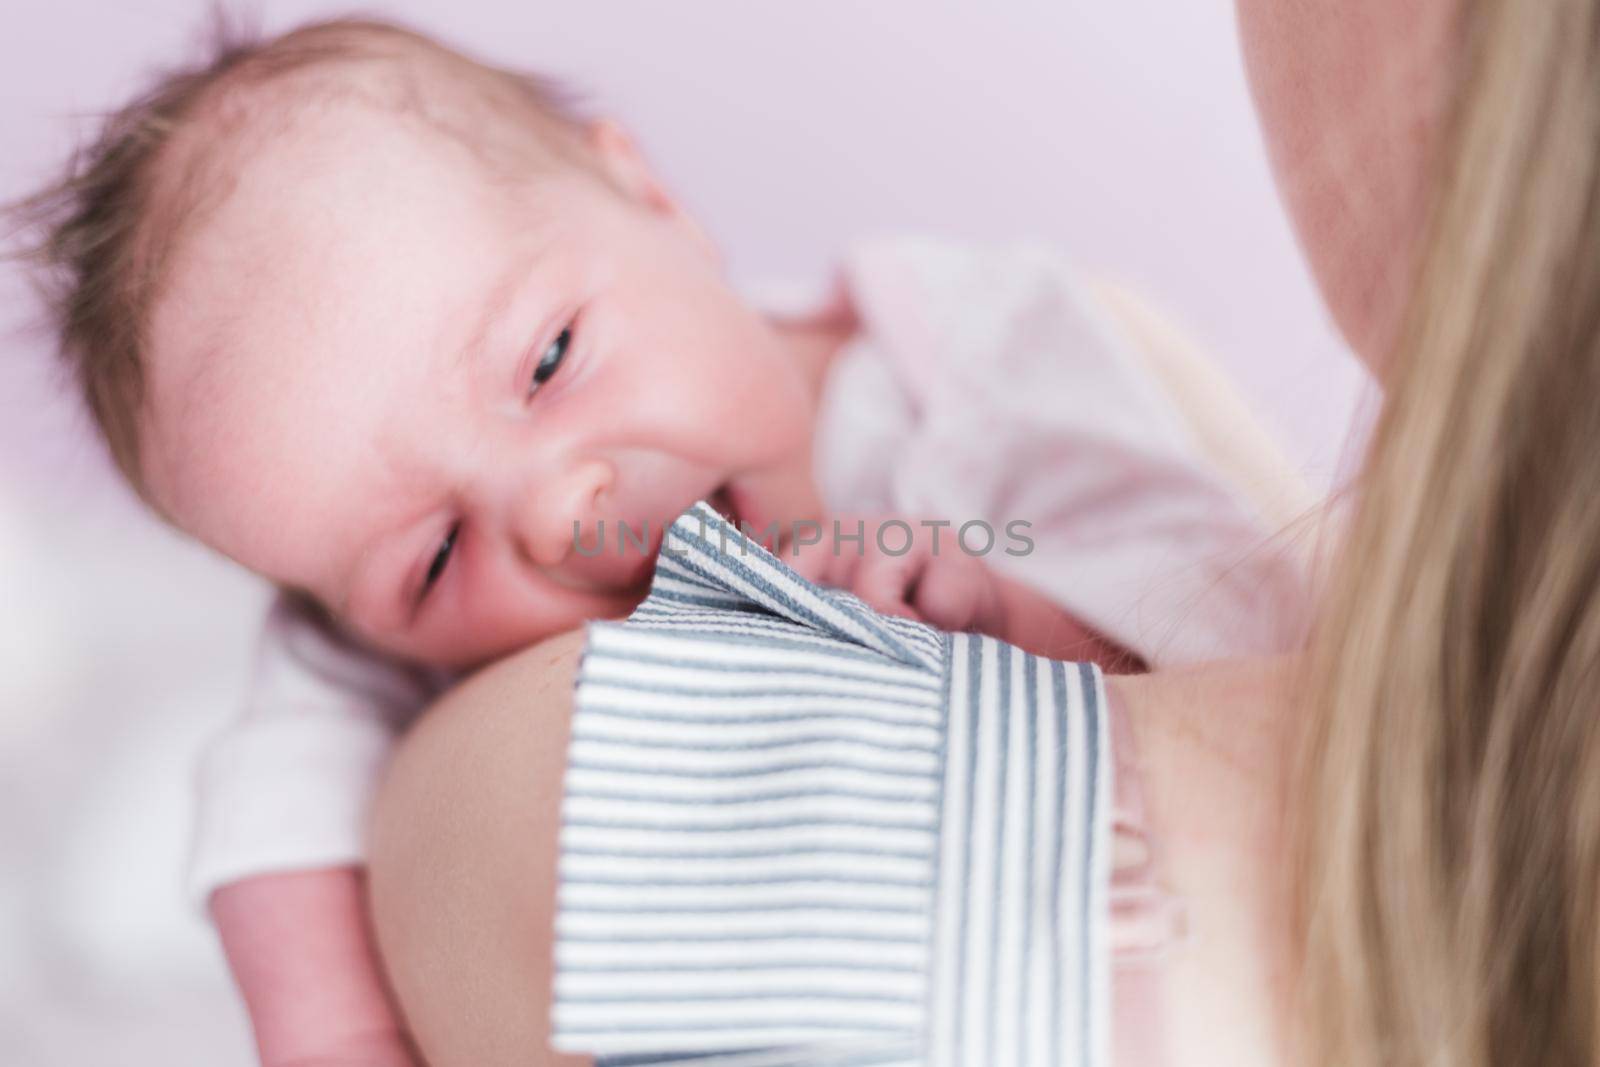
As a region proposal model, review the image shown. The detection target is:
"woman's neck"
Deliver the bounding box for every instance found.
[1105,656,1301,1066]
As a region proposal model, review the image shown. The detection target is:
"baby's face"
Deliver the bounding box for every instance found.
[143,100,818,667]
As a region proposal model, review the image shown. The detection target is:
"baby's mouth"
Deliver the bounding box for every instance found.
[706,480,788,555]
[708,483,741,527]
[548,485,748,598]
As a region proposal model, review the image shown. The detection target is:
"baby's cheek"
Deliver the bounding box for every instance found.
[395,581,535,671]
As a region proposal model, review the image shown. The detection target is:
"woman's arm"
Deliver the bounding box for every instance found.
[367,629,591,1067]
[367,617,1120,1067]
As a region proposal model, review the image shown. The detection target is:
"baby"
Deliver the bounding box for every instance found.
[13,16,1309,1066]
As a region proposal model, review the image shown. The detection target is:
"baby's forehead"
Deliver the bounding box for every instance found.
[148,37,595,319]
[150,48,558,349]
[158,32,580,231]
[194,85,482,221]
[149,92,483,354]
[159,65,471,238]
[140,93,502,526]
[137,38,594,493]
[123,29,594,583]
[146,42,564,298]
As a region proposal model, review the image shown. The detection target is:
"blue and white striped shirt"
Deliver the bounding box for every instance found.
[552,502,1112,1067]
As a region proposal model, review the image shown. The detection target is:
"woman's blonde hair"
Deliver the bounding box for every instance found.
[1298,0,1600,1062]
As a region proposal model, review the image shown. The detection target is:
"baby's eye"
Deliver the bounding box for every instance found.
[421,522,460,601]
[527,327,572,400]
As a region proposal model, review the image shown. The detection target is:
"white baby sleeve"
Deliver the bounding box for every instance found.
[185,591,447,908]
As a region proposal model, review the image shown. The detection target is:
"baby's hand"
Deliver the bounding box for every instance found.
[789,515,1006,634]
[789,514,1144,671]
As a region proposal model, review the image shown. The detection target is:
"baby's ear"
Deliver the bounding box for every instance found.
[587,118,669,210]
[585,118,719,262]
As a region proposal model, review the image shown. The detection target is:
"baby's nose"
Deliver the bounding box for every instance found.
[513,459,615,568]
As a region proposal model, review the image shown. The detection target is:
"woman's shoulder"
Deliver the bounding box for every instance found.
[369,627,591,1067]
[421,629,586,726]
[382,628,587,824]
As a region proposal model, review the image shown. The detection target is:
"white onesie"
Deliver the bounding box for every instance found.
[186,235,1311,904]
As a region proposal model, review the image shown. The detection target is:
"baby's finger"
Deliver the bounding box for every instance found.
[853,553,926,620]
[910,558,987,633]
[784,538,834,585]
[806,531,870,591]
[824,530,870,591]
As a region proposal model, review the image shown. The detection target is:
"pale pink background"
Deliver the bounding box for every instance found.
[0,3,1369,1062]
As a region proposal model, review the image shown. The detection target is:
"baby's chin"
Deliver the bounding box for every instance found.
[406,587,655,672]
[366,491,762,670]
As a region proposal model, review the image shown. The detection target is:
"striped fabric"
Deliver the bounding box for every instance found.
[552,502,1112,1067]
